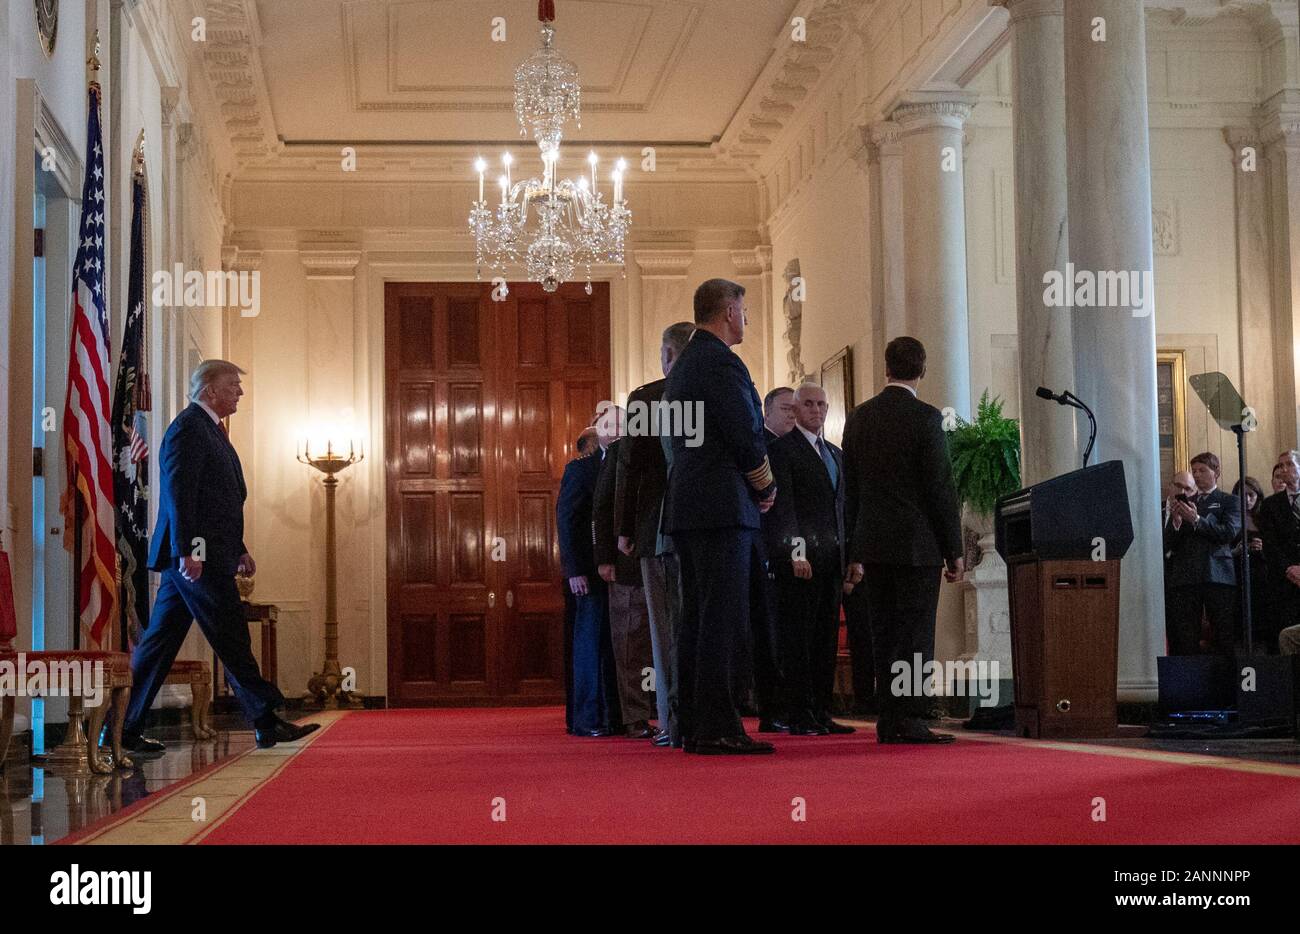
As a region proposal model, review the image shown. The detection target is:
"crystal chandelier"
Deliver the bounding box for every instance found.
[469,0,630,293]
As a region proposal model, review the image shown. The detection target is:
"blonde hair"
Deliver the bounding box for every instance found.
[189,359,246,402]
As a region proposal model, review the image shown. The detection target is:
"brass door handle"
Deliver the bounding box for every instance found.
[488,591,496,608]
[506,590,514,608]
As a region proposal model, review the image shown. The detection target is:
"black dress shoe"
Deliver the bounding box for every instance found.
[788,721,830,735]
[120,734,166,755]
[688,735,775,755]
[820,719,857,734]
[757,718,790,733]
[879,722,955,745]
[255,718,321,749]
[624,721,655,739]
[578,727,615,738]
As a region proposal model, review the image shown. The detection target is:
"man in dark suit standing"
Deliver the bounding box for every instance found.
[843,337,963,744]
[763,387,796,441]
[1255,451,1300,652]
[123,361,317,751]
[664,279,778,755]
[753,385,796,731]
[557,420,621,736]
[593,406,656,738]
[768,382,854,735]
[616,321,695,746]
[1163,454,1241,656]
[560,427,600,732]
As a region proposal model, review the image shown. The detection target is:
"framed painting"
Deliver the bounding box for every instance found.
[819,346,853,447]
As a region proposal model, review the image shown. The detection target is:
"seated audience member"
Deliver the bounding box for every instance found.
[1162,455,1240,656]
[1272,462,1288,495]
[1259,451,1300,653]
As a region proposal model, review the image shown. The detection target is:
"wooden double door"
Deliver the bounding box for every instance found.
[385,281,610,706]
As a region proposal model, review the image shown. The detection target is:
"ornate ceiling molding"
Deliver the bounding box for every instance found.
[197,0,281,166]
[716,0,861,173]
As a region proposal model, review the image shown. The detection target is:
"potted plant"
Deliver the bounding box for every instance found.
[948,391,1021,562]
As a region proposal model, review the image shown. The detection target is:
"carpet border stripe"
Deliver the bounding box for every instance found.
[70,712,347,845]
[839,719,1300,779]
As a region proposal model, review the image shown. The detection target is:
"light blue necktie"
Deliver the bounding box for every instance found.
[816,436,837,489]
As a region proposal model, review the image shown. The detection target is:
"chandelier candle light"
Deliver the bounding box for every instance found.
[469,0,630,292]
[297,434,364,709]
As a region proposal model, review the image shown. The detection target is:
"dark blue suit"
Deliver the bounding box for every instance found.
[664,330,775,742]
[556,450,621,734]
[125,403,284,734]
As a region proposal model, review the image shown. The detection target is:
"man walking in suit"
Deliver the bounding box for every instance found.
[594,406,656,738]
[616,321,695,747]
[664,279,778,755]
[557,420,621,736]
[1163,453,1241,656]
[768,382,854,735]
[124,360,317,751]
[843,337,963,744]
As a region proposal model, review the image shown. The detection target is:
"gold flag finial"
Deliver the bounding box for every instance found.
[87,29,102,79]
[133,130,147,177]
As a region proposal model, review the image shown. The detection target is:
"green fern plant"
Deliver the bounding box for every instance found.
[948,391,1021,517]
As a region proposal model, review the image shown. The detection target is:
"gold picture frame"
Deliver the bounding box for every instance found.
[819,346,854,448]
[1156,349,1188,482]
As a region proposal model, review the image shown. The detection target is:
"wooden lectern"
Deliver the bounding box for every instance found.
[995,461,1134,739]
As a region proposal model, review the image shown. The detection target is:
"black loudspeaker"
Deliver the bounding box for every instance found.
[1236,654,1300,731]
[1157,655,1235,713]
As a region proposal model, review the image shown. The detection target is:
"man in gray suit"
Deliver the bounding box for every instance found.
[616,322,695,746]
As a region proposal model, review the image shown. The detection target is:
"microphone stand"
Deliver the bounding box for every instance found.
[1231,422,1254,654]
[1061,391,1097,470]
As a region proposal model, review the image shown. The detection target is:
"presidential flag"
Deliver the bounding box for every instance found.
[59,81,117,650]
[112,167,151,649]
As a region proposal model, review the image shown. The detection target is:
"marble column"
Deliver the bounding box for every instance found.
[866,120,907,388]
[1263,102,1300,450]
[892,92,977,418]
[1064,0,1163,701]
[1001,0,1078,485]
[1225,127,1282,465]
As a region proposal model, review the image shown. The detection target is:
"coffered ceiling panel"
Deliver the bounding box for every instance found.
[254,0,803,145]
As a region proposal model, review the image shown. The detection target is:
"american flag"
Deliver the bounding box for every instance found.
[60,83,117,650]
[113,170,152,649]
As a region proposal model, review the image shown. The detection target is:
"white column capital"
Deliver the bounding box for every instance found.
[992,0,1063,24]
[633,251,693,278]
[892,91,979,133]
[300,244,362,281]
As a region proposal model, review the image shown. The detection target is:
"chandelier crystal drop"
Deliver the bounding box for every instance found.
[470,2,630,293]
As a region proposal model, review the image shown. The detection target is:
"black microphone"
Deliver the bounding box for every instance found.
[1035,387,1097,470]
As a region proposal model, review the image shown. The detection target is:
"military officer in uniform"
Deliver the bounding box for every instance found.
[663,278,778,755]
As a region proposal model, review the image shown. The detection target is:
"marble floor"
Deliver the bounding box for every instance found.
[2,714,1296,845]
[1,719,256,845]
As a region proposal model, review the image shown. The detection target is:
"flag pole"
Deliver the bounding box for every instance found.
[44,32,104,772]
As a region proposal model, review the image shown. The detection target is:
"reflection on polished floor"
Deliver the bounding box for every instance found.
[0,719,255,845]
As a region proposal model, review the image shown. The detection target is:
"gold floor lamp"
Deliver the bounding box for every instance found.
[298,436,364,709]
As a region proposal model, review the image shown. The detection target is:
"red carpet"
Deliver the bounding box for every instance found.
[188,708,1300,844]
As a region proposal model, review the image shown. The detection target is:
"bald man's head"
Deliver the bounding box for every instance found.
[1170,471,1195,499]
